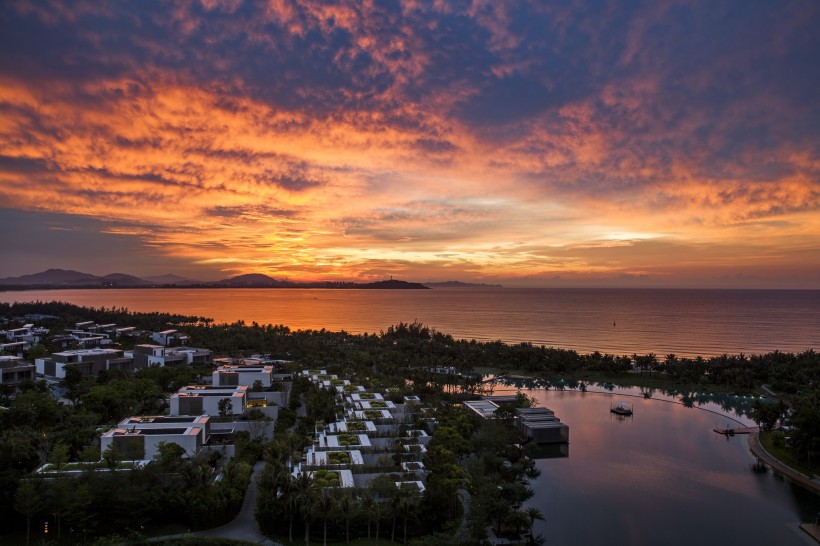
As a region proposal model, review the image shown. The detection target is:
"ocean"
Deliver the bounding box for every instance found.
[1,287,818,357]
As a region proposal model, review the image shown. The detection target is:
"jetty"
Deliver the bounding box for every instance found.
[712,426,759,436]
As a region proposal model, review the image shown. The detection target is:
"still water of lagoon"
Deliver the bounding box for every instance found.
[493,385,820,545]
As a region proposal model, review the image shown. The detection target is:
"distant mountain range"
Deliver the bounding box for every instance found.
[0,269,435,290]
[0,269,203,287]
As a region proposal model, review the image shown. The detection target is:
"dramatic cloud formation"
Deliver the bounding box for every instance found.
[1,0,818,286]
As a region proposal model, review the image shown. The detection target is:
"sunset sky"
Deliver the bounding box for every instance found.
[1,1,818,287]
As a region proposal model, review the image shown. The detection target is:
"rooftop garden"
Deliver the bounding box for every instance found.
[326,451,352,465]
[336,434,360,446]
[369,401,388,408]
[343,384,359,392]
[330,379,345,385]
[363,409,383,419]
[359,392,376,399]
[345,421,366,431]
[312,469,341,488]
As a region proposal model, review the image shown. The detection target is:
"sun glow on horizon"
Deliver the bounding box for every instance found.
[0,1,818,287]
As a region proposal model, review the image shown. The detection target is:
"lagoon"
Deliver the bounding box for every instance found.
[490,384,820,545]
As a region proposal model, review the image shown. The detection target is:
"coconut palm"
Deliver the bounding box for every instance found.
[295,473,317,546]
[316,487,336,546]
[360,491,375,539]
[337,491,355,544]
[372,497,385,541]
[525,507,545,544]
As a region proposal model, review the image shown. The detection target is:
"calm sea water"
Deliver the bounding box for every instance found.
[1,287,818,356]
[491,385,820,545]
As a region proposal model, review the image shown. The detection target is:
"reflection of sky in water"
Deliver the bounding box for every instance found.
[487,384,819,545]
[492,379,762,425]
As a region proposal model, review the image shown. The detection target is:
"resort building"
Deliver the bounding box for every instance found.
[464,397,570,444]
[212,363,275,388]
[151,329,189,346]
[130,345,212,368]
[516,407,570,444]
[0,341,29,356]
[303,449,365,469]
[315,432,373,452]
[0,355,35,384]
[35,348,136,379]
[100,423,204,461]
[112,415,211,446]
[169,385,248,416]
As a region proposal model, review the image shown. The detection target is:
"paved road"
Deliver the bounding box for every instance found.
[152,461,282,545]
[451,488,472,544]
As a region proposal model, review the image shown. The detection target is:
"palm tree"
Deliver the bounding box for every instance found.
[337,491,355,544]
[525,507,545,544]
[14,481,43,546]
[316,487,336,546]
[295,473,317,546]
[373,498,385,541]
[278,472,298,543]
[391,490,404,542]
[400,493,419,545]
[360,491,375,539]
[508,509,530,537]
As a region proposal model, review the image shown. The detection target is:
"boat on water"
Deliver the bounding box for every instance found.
[610,401,633,415]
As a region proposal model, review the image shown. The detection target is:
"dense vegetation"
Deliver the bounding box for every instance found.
[1,301,819,544]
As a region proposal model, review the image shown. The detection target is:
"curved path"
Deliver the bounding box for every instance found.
[152,461,282,545]
[450,488,472,544]
[748,432,820,496]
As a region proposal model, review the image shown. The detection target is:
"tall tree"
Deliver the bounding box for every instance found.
[14,481,43,546]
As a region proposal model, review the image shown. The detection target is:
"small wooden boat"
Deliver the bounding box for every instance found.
[610,401,633,415]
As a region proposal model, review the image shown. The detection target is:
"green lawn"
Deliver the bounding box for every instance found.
[759,431,820,477]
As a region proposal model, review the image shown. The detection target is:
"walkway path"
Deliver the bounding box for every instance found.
[748,433,820,496]
[450,488,472,544]
[151,461,282,546]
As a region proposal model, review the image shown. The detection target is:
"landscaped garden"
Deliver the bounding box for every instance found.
[359,392,376,399]
[369,401,387,408]
[363,409,383,419]
[345,421,366,431]
[336,434,360,446]
[312,469,341,487]
[326,451,352,465]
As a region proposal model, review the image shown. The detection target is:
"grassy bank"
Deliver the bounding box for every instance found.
[473,367,766,396]
[760,431,820,478]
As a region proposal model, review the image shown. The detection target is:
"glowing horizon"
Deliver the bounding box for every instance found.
[1,1,818,288]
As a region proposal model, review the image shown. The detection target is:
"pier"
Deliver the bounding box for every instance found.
[712,426,759,436]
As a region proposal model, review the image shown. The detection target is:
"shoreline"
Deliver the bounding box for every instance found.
[748,432,820,497]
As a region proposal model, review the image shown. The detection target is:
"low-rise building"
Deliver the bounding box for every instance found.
[36,348,136,378]
[170,385,248,416]
[151,329,189,346]
[0,341,29,356]
[101,423,204,460]
[115,415,211,446]
[212,364,275,388]
[130,345,212,367]
[0,355,35,384]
